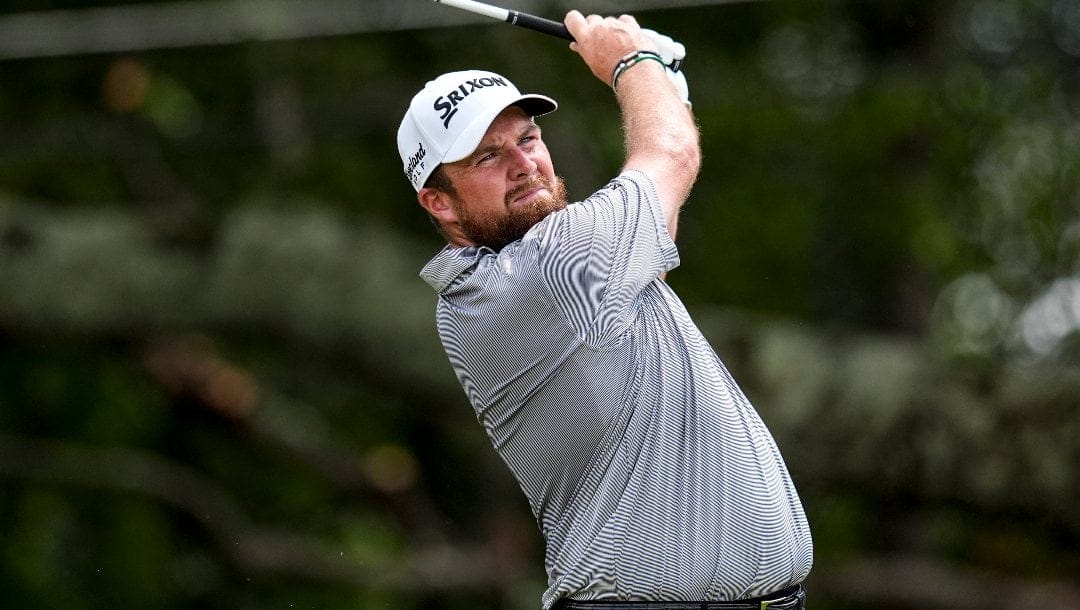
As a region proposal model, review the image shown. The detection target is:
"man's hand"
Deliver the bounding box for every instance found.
[564,11,657,87]
[564,11,690,105]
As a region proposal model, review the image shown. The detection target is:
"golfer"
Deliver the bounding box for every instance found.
[397,10,812,610]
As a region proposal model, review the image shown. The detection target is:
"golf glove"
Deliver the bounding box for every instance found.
[642,28,690,106]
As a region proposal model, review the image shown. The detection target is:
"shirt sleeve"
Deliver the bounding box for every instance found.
[532,170,680,347]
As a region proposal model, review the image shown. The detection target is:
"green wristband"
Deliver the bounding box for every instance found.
[611,50,666,90]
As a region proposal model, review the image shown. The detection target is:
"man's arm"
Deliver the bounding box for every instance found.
[564,10,701,240]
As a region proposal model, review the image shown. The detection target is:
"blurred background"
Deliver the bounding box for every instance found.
[1,0,1078,608]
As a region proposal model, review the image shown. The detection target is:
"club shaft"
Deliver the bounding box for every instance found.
[434,0,573,41]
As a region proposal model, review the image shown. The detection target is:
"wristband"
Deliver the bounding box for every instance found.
[611,50,666,90]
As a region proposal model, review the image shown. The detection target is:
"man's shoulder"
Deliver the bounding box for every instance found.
[419,245,492,293]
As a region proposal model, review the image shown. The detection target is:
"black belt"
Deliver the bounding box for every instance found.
[554,585,805,610]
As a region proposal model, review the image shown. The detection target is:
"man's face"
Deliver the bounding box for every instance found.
[423,105,567,250]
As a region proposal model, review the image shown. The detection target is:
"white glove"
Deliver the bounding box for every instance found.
[642,28,686,69]
[642,28,690,106]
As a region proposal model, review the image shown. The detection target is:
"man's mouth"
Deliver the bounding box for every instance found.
[508,180,549,205]
[514,186,546,203]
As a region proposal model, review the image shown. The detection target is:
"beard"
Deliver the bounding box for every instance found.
[453,175,568,251]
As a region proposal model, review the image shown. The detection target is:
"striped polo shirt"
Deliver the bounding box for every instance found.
[420,170,813,609]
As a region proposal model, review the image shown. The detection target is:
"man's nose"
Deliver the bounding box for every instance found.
[508,147,537,179]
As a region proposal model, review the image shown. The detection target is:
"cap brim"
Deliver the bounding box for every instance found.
[442,94,558,165]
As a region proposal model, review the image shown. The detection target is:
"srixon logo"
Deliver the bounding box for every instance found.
[434,76,509,129]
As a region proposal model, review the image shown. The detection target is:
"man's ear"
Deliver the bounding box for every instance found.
[417,187,458,224]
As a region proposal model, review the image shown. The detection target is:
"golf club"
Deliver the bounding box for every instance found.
[431,0,684,72]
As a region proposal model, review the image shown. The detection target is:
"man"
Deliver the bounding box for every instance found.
[397,10,812,610]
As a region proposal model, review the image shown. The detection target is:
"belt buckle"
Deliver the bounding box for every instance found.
[758,591,794,610]
[758,589,800,610]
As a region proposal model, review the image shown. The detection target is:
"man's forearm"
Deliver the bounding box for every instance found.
[615,58,701,233]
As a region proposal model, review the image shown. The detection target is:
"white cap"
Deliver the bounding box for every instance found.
[397,70,558,191]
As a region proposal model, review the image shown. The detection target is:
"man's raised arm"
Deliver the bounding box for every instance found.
[564,10,701,239]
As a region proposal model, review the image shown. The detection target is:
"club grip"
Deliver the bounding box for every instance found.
[509,11,574,41]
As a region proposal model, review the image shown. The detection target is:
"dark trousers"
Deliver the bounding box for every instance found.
[554,584,806,610]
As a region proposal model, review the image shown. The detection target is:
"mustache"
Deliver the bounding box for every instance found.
[505,176,551,205]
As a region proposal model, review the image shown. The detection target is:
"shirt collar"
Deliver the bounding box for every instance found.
[419,244,494,293]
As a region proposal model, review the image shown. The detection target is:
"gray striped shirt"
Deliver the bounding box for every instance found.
[420,171,812,608]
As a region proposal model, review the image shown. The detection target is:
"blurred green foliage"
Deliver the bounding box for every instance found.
[1,1,1078,609]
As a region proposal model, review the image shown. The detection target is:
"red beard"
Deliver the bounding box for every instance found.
[455,175,568,250]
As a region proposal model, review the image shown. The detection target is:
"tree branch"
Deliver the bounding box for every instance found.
[0,432,506,592]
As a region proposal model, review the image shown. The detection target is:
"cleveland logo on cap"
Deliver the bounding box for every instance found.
[433,75,510,129]
[405,142,427,187]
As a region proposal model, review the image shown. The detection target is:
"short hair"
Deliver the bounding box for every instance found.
[424,165,455,194]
